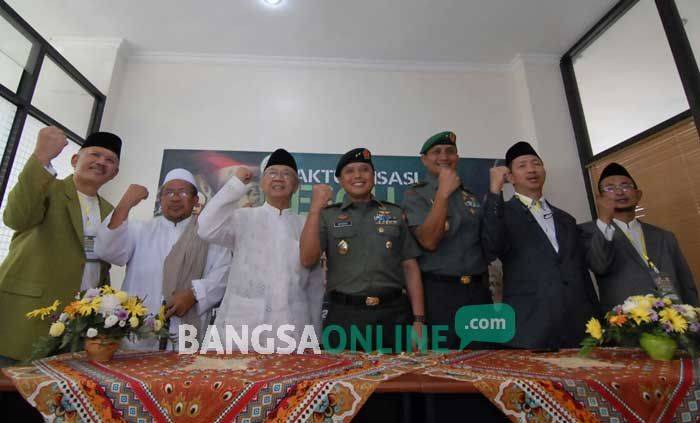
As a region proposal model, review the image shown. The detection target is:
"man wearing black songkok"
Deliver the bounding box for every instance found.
[481,141,599,349]
[0,127,122,363]
[580,162,698,311]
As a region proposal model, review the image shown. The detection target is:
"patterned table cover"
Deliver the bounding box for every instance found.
[2,350,426,423]
[419,348,700,423]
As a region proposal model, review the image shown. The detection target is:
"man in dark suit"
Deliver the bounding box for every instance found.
[482,141,598,349]
[580,162,698,312]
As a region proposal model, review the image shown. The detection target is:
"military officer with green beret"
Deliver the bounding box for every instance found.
[402,131,492,350]
[300,148,425,351]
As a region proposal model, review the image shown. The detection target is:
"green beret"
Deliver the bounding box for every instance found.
[335,148,374,177]
[420,131,457,154]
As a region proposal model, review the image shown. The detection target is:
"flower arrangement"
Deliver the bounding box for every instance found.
[26,285,171,359]
[580,294,700,360]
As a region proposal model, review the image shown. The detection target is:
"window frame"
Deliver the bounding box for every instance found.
[560,0,700,217]
[0,0,106,205]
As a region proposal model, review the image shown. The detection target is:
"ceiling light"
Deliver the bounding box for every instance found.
[263,0,283,6]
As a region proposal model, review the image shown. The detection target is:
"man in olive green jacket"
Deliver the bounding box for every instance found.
[0,126,121,362]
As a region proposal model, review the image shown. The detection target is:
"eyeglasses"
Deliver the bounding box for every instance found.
[601,183,636,193]
[162,190,194,199]
[264,169,296,179]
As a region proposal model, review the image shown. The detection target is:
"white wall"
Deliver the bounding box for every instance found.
[100,59,526,221]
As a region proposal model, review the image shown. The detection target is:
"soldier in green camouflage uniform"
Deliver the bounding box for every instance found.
[300,148,425,351]
[402,131,493,350]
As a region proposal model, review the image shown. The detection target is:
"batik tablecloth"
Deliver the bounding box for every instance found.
[2,350,425,423]
[419,348,700,422]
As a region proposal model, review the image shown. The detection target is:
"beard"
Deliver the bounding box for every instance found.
[614,205,636,213]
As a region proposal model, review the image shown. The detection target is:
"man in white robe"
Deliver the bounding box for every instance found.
[197,149,324,348]
[95,168,231,350]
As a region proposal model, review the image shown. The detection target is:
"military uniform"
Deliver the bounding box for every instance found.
[320,196,421,351]
[402,172,492,349]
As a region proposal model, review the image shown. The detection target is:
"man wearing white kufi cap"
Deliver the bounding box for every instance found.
[95,168,231,350]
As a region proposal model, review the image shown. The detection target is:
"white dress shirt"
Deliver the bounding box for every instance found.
[96,214,231,350]
[514,192,559,253]
[197,177,325,348]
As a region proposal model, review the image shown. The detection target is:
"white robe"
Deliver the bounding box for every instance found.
[197,177,324,348]
[95,214,231,350]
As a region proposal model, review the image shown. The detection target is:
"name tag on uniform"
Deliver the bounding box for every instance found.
[543,212,553,219]
[333,221,353,228]
[373,214,398,225]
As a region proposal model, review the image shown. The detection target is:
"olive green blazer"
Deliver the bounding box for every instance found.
[0,155,113,360]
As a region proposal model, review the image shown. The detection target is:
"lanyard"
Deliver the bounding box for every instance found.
[620,224,659,274]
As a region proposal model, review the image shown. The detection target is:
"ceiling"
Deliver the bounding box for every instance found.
[6,0,617,64]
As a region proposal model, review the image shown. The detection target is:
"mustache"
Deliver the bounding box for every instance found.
[614,206,636,213]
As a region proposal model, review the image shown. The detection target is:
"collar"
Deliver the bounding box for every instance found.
[161,214,193,228]
[613,217,640,231]
[340,195,384,210]
[263,201,293,216]
[513,192,548,209]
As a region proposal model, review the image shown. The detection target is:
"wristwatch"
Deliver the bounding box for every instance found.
[413,315,425,323]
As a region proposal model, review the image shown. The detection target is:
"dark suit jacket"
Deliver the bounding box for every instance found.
[481,193,599,349]
[579,220,698,312]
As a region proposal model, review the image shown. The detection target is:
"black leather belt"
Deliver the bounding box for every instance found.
[422,272,485,285]
[329,290,403,307]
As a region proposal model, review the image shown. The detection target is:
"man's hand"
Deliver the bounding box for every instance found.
[310,184,333,213]
[118,184,149,210]
[411,321,425,352]
[165,288,197,318]
[436,168,461,200]
[34,126,68,166]
[235,167,253,184]
[489,166,510,194]
[597,193,616,224]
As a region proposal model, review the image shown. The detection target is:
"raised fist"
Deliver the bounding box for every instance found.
[310,184,333,213]
[437,167,461,198]
[119,184,149,209]
[489,166,510,194]
[34,126,68,166]
[235,167,253,184]
[597,193,616,224]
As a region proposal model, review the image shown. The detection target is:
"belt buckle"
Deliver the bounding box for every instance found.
[365,296,380,306]
[460,275,471,285]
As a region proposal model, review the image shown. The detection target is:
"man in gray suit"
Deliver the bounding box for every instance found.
[482,141,598,349]
[580,162,698,312]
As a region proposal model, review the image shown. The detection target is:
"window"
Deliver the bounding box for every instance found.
[32,58,95,138]
[0,96,16,159]
[0,13,33,92]
[572,0,689,155]
[676,0,700,69]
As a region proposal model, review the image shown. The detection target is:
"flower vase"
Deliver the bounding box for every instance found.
[84,336,120,362]
[639,333,677,361]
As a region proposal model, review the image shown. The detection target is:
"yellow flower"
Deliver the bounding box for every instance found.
[124,297,148,317]
[630,306,652,325]
[158,305,166,321]
[660,308,689,333]
[129,316,139,328]
[154,319,163,331]
[100,285,116,295]
[608,314,627,326]
[115,291,128,303]
[663,298,672,306]
[76,297,101,316]
[49,322,65,337]
[26,300,60,320]
[585,318,603,340]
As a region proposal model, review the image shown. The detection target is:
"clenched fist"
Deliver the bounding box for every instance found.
[310,184,333,213]
[436,167,461,199]
[489,166,510,194]
[235,167,253,184]
[34,126,68,166]
[596,193,616,224]
[119,184,149,210]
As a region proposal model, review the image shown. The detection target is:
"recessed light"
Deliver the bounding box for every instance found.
[263,0,283,6]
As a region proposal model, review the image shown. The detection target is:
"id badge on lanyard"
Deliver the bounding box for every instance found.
[651,269,679,302]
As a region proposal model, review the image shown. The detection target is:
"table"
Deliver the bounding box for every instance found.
[3,349,699,422]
